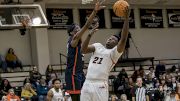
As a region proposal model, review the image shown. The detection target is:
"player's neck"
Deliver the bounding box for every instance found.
[54,87,59,92]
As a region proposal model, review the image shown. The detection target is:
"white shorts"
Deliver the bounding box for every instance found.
[80,79,108,101]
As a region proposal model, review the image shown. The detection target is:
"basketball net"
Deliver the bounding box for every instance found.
[21,19,32,29]
[82,0,105,4]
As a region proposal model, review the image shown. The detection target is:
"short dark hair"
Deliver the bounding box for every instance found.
[67,23,77,36]
[113,34,120,41]
[149,66,154,70]
[52,79,61,84]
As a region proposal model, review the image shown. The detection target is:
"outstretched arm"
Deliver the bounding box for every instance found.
[71,1,105,47]
[117,6,130,53]
[81,23,99,54]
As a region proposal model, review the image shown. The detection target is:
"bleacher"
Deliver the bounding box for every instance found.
[0,58,179,93]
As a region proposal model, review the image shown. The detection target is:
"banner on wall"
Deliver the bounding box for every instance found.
[46,8,73,29]
[140,9,163,28]
[79,9,105,28]
[110,9,135,28]
[167,9,180,27]
[0,8,12,25]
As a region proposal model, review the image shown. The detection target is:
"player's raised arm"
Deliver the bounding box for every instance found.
[70,1,105,47]
[81,22,99,54]
[117,6,130,53]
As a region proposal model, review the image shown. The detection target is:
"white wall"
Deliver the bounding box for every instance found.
[48,28,180,64]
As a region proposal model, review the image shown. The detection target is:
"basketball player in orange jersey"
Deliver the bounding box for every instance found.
[80,5,130,101]
[65,0,105,101]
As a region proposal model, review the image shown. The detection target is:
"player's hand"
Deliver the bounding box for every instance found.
[124,5,130,19]
[89,22,99,36]
[94,0,106,11]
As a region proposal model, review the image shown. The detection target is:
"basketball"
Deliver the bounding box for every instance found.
[113,0,129,17]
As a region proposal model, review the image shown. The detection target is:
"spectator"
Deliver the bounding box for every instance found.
[45,65,57,84]
[165,91,176,101]
[48,74,57,89]
[30,66,42,87]
[5,88,20,101]
[155,62,166,78]
[21,83,38,101]
[139,66,145,78]
[5,48,22,71]
[154,84,165,101]
[0,54,7,72]
[0,79,12,96]
[147,67,155,78]
[120,94,129,101]
[175,86,180,100]
[131,70,140,82]
[23,77,31,86]
[117,68,128,80]
[37,78,49,101]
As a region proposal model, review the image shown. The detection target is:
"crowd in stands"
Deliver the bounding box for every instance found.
[0,65,71,101]
[0,48,23,72]
[1,48,180,101]
[111,62,180,101]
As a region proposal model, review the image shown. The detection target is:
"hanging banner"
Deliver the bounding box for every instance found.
[46,8,73,29]
[79,9,105,28]
[167,9,180,28]
[110,9,135,28]
[140,9,163,28]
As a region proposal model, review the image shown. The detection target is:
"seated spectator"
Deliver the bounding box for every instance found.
[0,79,12,96]
[23,77,31,86]
[37,78,49,101]
[155,62,166,78]
[21,83,38,101]
[131,70,140,82]
[0,54,7,72]
[30,66,42,87]
[118,68,128,79]
[5,48,22,71]
[48,74,57,89]
[154,84,165,101]
[5,88,20,101]
[139,66,145,78]
[120,94,129,101]
[146,67,155,78]
[1,96,7,101]
[45,65,57,84]
[175,86,180,100]
[165,91,176,101]
[110,94,118,101]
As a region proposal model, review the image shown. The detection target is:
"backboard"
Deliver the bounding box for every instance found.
[0,4,48,29]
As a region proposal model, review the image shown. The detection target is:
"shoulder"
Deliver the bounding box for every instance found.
[48,88,53,95]
[92,43,104,48]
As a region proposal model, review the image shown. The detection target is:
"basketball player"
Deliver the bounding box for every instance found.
[80,6,130,101]
[47,79,64,101]
[65,1,105,101]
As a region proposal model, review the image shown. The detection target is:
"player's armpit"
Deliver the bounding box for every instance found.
[82,44,95,54]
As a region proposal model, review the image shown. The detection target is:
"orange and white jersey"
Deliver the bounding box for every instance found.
[86,43,123,81]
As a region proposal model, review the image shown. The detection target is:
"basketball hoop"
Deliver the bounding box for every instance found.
[0,4,48,29]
